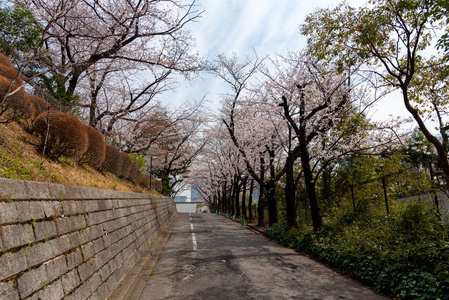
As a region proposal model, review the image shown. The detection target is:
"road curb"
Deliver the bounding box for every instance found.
[106,213,180,300]
[245,223,269,237]
[217,213,270,237]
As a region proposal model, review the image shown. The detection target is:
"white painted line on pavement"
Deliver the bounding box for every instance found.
[191,233,197,251]
[191,223,194,230]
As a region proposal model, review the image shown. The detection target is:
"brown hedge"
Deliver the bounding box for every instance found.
[140,174,151,189]
[28,95,52,118]
[0,65,24,86]
[33,110,88,160]
[119,151,133,178]
[0,53,14,68]
[0,75,34,122]
[78,124,106,169]
[128,163,142,185]
[101,144,123,176]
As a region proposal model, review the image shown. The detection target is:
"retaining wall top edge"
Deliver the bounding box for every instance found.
[0,177,172,201]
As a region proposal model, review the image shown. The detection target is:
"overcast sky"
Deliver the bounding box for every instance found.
[165,0,409,123]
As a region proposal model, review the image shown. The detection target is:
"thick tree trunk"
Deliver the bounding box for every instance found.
[89,99,97,127]
[230,179,235,215]
[241,177,247,219]
[402,89,449,187]
[285,156,297,228]
[257,183,265,225]
[300,142,323,231]
[235,176,241,217]
[222,181,227,213]
[249,179,254,221]
[257,158,266,226]
[267,150,278,226]
[267,180,277,226]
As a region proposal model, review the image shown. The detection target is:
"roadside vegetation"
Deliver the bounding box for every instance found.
[268,201,449,299]
[0,121,153,193]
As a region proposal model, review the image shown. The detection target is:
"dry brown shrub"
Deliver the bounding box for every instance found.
[0,53,14,68]
[78,124,106,169]
[0,75,33,123]
[0,65,23,86]
[33,110,88,160]
[28,95,52,118]
[119,152,132,178]
[140,174,151,189]
[101,144,123,176]
[128,163,142,185]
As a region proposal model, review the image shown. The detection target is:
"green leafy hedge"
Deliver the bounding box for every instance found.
[267,202,449,299]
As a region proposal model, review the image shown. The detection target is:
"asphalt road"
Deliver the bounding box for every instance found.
[131,213,387,300]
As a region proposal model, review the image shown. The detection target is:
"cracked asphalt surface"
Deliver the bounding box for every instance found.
[133,213,387,300]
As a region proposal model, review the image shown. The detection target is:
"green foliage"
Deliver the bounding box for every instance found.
[38,73,80,105]
[129,153,147,172]
[160,173,174,197]
[0,1,41,60]
[433,0,449,57]
[267,201,449,299]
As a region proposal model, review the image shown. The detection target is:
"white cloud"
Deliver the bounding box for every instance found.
[164,0,372,110]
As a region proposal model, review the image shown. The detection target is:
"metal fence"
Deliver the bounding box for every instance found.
[397,192,449,212]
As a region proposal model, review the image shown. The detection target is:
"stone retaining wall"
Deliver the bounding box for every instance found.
[0,178,177,299]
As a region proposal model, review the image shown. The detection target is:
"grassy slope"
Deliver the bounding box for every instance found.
[0,121,156,194]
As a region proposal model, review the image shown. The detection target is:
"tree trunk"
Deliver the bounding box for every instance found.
[235,176,241,217]
[241,177,247,219]
[402,89,449,188]
[258,158,265,226]
[89,99,97,127]
[285,156,297,228]
[267,180,277,226]
[322,168,331,205]
[249,179,254,221]
[222,181,227,213]
[300,142,323,231]
[267,150,278,226]
[257,182,264,226]
[351,184,356,213]
[230,178,235,215]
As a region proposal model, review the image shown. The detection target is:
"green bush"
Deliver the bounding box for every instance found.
[267,201,449,299]
[129,152,146,172]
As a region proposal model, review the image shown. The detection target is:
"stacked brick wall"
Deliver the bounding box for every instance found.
[0,178,177,299]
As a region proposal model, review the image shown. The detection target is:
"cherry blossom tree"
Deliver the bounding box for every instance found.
[18,0,203,104]
[214,53,292,226]
[78,61,174,132]
[209,50,406,231]
[109,100,209,197]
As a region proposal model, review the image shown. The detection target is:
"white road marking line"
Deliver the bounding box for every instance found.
[191,223,194,230]
[191,233,197,251]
